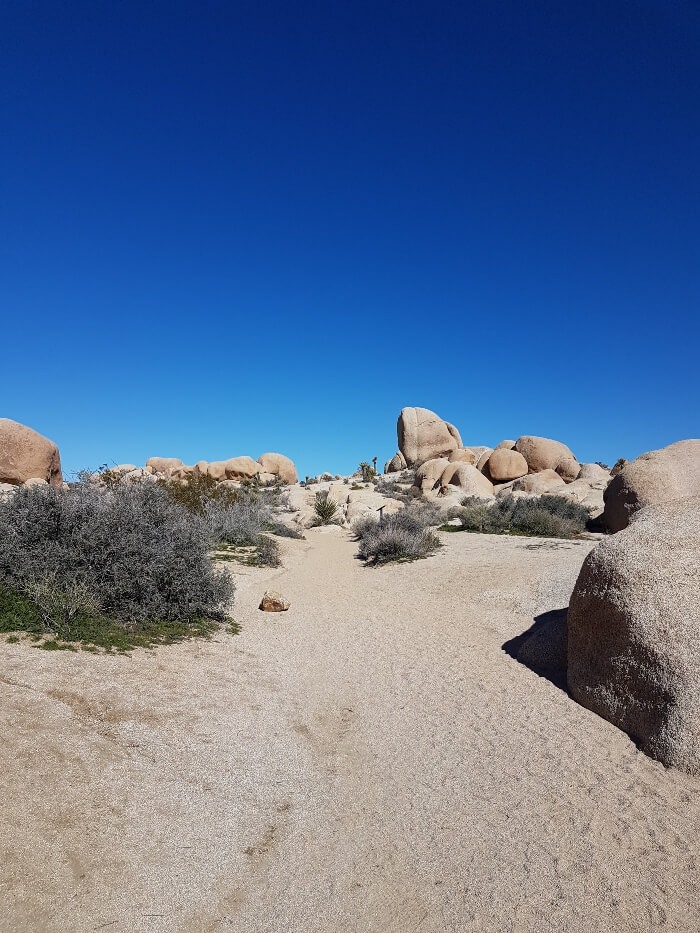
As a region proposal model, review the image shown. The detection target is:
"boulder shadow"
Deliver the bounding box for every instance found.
[502,608,569,691]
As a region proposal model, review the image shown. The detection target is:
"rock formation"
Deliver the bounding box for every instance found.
[0,419,62,487]
[603,439,700,532]
[568,498,700,774]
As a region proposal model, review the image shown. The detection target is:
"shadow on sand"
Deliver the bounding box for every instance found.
[502,608,569,691]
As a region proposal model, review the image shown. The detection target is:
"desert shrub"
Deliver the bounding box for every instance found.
[158,471,240,514]
[354,503,443,564]
[611,458,627,476]
[313,491,339,525]
[253,535,282,567]
[351,513,379,540]
[267,522,304,539]
[595,461,610,471]
[205,492,274,546]
[357,520,441,565]
[449,495,590,539]
[0,482,234,633]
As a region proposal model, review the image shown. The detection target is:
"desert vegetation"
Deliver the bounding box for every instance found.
[444,494,591,539]
[0,480,235,650]
[353,502,443,564]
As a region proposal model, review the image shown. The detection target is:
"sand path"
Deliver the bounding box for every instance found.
[1,528,699,932]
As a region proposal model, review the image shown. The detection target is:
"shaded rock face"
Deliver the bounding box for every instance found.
[514,436,580,482]
[397,407,461,467]
[384,451,407,474]
[0,419,62,487]
[603,439,700,533]
[568,498,700,775]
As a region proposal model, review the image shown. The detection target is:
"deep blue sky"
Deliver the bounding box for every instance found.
[2,1,699,478]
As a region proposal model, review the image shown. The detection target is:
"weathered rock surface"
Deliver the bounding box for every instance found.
[440,462,495,498]
[414,457,450,493]
[603,439,700,532]
[512,470,565,495]
[486,448,528,482]
[514,436,580,482]
[0,419,63,487]
[258,452,298,485]
[448,448,476,465]
[225,456,260,481]
[578,463,611,486]
[207,461,228,481]
[259,591,291,612]
[398,407,461,466]
[568,498,700,774]
[146,457,184,476]
[495,440,516,451]
[384,451,407,473]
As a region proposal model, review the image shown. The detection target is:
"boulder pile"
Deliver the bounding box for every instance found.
[103,452,298,487]
[385,407,609,515]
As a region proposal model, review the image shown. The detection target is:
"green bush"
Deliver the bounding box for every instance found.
[0,482,234,645]
[313,491,339,525]
[354,504,443,565]
[448,494,591,539]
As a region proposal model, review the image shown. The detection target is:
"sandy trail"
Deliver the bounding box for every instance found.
[1,528,699,932]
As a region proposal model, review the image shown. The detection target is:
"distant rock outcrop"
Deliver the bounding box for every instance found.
[603,439,700,532]
[0,418,62,487]
[258,452,298,485]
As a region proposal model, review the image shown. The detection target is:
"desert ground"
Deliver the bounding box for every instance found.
[1,527,698,933]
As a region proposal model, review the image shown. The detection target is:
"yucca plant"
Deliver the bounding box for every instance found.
[313,490,338,525]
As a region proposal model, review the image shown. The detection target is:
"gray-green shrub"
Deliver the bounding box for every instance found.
[0,482,234,626]
[449,494,590,538]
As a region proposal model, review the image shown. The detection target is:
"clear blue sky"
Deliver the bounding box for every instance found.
[2,1,699,478]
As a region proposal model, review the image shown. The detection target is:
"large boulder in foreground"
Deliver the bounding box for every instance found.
[568,498,700,774]
[257,452,297,485]
[398,407,461,466]
[0,419,62,487]
[603,439,700,532]
[514,435,580,482]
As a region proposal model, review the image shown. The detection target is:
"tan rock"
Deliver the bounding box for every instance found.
[397,407,461,466]
[568,498,700,774]
[259,591,291,612]
[476,449,493,472]
[194,460,209,476]
[448,448,477,465]
[495,440,516,450]
[577,463,611,486]
[440,462,494,498]
[0,419,62,487]
[207,461,228,481]
[603,439,700,532]
[258,472,277,484]
[224,456,260,481]
[384,451,407,473]
[257,452,298,485]
[413,457,450,493]
[23,477,48,487]
[512,470,566,495]
[514,436,580,482]
[146,457,184,475]
[485,449,528,482]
